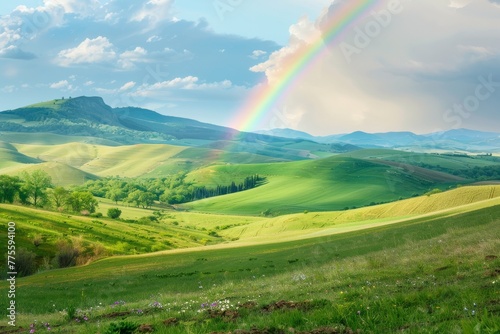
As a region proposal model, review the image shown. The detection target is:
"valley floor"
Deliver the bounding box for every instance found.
[1,185,499,333]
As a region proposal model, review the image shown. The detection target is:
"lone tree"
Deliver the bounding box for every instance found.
[107,208,122,219]
[21,170,52,207]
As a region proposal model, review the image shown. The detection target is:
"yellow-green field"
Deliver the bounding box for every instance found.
[1,185,499,333]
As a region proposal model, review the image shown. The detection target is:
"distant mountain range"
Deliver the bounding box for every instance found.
[0,96,241,144]
[0,97,360,161]
[255,128,500,152]
[0,96,498,153]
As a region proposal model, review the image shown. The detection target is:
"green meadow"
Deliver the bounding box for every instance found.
[1,185,500,333]
[184,155,466,215]
[0,139,499,333]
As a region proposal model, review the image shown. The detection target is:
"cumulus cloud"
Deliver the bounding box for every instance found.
[250,16,321,84]
[118,46,148,69]
[42,0,102,16]
[0,1,278,125]
[57,36,116,66]
[50,79,72,90]
[133,76,233,97]
[131,0,174,27]
[250,0,500,134]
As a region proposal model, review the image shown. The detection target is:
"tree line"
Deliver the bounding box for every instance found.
[77,172,265,207]
[0,170,265,211]
[0,170,98,214]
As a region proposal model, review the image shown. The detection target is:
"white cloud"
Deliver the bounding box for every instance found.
[250,16,321,85]
[84,81,94,86]
[50,79,72,89]
[0,27,21,50]
[139,76,200,92]
[118,46,148,69]
[119,81,136,91]
[131,0,174,26]
[289,15,322,44]
[57,36,116,66]
[250,0,500,134]
[133,76,234,97]
[250,50,267,59]
[42,0,101,17]
[147,35,162,43]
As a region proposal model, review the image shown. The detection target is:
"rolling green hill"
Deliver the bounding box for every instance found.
[0,186,498,333]
[2,161,99,186]
[342,148,500,170]
[4,142,291,181]
[217,185,500,241]
[184,155,467,215]
[0,141,41,169]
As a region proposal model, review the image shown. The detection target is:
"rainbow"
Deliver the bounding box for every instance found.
[230,0,382,133]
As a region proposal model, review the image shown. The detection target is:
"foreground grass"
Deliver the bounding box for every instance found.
[0,203,259,265]
[1,204,499,333]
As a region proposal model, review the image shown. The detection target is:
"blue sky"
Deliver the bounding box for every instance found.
[1,0,500,135]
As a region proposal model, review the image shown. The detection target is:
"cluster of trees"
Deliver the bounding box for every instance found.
[1,170,264,212]
[79,172,265,207]
[450,165,500,181]
[0,170,98,214]
[415,163,500,181]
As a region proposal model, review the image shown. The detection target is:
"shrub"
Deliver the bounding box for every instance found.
[32,234,43,247]
[53,241,79,268]
[107,208,122,219]
[16,248,37,277]
[105,321,138,334]
[138,215,157,224]
[261,209,272,217]
[425,188,442,197]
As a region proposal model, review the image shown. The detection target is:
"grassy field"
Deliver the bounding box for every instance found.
[342,149,500,170]
[215,185,500,242]
[1,185,498,266]
[0,201,265,268]
[0,193,498,333]
[184,156,466,215]
[3,142,294,184]
[0,142,41,169]
[1,140,500,333]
